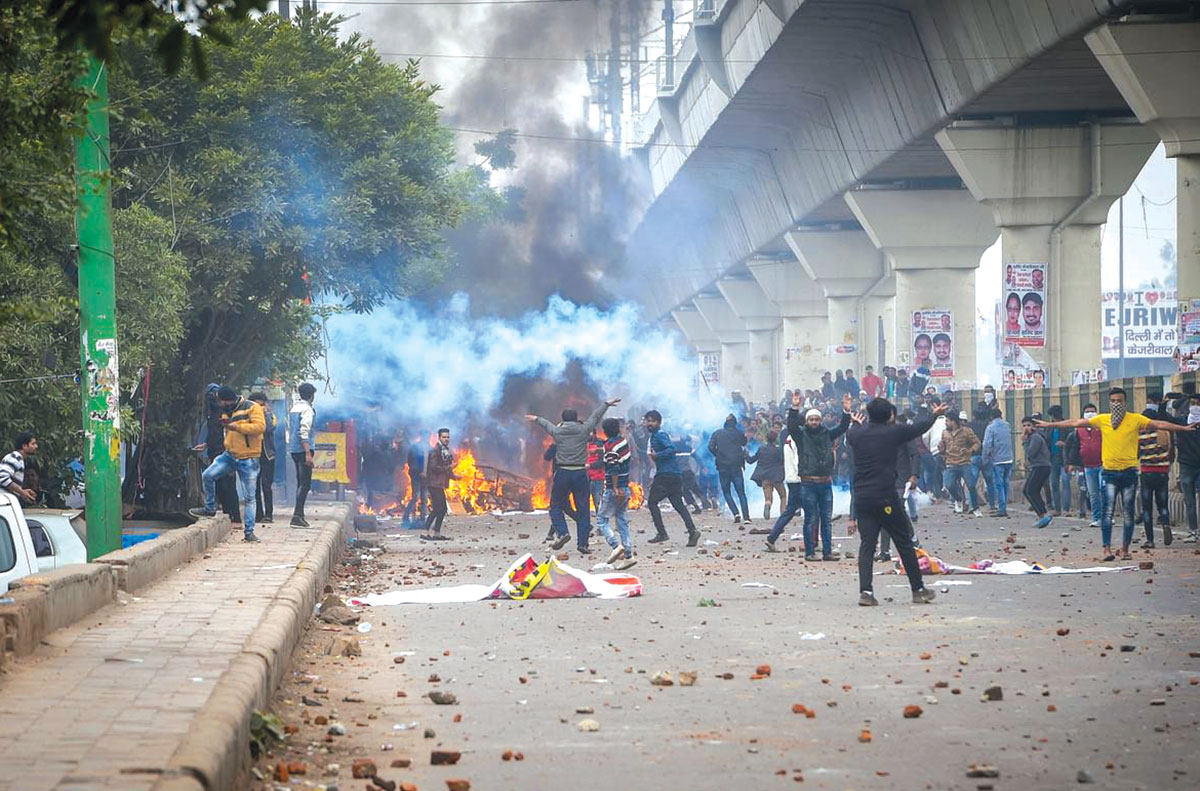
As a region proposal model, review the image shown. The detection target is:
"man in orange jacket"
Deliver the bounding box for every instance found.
[190,385,267,542]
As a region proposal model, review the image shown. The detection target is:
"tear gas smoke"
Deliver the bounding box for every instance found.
[322,293,730,435]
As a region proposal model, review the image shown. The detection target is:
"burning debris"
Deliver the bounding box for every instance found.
[358,446,643,518]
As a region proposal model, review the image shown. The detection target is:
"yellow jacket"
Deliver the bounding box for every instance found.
[223,398,266,460]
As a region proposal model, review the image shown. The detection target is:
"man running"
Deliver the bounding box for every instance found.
[847,397,947,606]
[643,410,701,547]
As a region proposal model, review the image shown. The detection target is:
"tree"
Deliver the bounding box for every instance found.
[107,12,470,509]
[1,10,489,510]
[42,0,268,76]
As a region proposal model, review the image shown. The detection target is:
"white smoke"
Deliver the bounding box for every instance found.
[321,293,731,432]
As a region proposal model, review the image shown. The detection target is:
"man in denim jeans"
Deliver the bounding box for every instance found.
[1038,387,1197,560]
[596,418,636,570]
[1165,392,1200,542]
[1065,404,1105,527]
[784,391,851,561]
[982,409,1014,517]
[190,386,267,542]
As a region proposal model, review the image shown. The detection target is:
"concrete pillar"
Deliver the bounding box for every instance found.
[716,277,781,402]
[859,281,897,370]
[670,306,721,390]
[785,228,887,378]
[936,122,1158,383]
[693,294,752,399]
[845,189,998,385]
[1087,21,1200,299]
[746,257,829,393]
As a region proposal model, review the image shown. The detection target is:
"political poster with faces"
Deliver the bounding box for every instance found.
[1002,263,1046,347]
[911,308,954,377]
[1178,298,1200,373]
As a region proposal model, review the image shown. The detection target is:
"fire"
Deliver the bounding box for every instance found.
[628,482,645,510]
[446,448,505,515]
[531,478,549,510]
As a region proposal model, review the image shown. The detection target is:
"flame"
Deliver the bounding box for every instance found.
[628,482,645,510]
[531,478,549,510]
[446,448,504,515]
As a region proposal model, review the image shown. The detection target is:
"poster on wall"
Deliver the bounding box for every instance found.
[1178,298,1200,373]
[1002,366,1046,391]
[1002,263,1046,347]
[1071,367,1107,386]
[1101,289,1177,358]
[312,431,350,484]
[911,308,954,377]
[699,352,720,387]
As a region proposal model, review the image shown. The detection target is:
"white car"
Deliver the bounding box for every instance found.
[23,509,87,573]
[0,491,40,594]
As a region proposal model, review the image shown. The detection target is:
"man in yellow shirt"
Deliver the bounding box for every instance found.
[1037,387,1197,561]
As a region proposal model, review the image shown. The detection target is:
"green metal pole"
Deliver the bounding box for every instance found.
[74,55,122,560]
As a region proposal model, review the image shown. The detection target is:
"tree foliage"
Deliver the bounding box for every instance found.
[41,0,268,77]
[0,10,493,510]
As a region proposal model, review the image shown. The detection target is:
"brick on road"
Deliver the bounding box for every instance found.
[0,508,337,791]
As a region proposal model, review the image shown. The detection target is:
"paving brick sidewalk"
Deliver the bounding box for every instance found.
[0,506,343,791]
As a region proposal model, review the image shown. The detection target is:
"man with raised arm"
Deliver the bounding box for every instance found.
[847,397,949,606]
[1036,387,1199,561]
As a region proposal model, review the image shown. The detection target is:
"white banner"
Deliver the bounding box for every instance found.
[699,352,720,386]
[1101,289,1177,359]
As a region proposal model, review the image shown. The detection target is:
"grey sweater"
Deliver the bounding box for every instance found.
[1023,431,1051,469]
[535,404,610,469]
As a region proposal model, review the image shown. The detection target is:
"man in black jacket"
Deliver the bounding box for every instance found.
[847,397,948,605]
[708,414,750,524]
[787,391,852,560]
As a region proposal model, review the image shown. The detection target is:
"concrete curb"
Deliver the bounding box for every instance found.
[152,505,350,791]
[0,565,118,664]
[0,515,233,667]
[95,515,232,593]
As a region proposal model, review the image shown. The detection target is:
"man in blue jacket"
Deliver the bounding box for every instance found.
[643,410,701,547]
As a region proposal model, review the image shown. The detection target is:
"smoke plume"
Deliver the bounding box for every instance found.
[322,293,728,435]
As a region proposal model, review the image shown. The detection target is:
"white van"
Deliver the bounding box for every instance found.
[0,491,40,595]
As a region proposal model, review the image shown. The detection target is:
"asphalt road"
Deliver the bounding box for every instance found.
[250,500,1200,791]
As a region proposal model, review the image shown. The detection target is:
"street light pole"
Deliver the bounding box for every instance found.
[1118,195,1126,381]
[74,55,122,560]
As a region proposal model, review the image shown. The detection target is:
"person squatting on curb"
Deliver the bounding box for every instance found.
[190,386,266,542]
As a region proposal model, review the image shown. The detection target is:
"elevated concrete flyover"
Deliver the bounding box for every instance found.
[625,0,1200,388]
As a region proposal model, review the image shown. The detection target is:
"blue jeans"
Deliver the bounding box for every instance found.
[1049,457,1071,512]
[1101,468,1139,549]
[991,462,1012,515]
[1180,463,1200,537]
[800,481,834,557]
[1082,467,1104,523]
[595,488,631,554]
[973,454,994,509]
[920,455,941,497]
[550,468,592,548]
[589,480,604,514]
[943,463,978,510]
[718,468,749,519]
[203,452,259,535]
[767,482,804,543]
